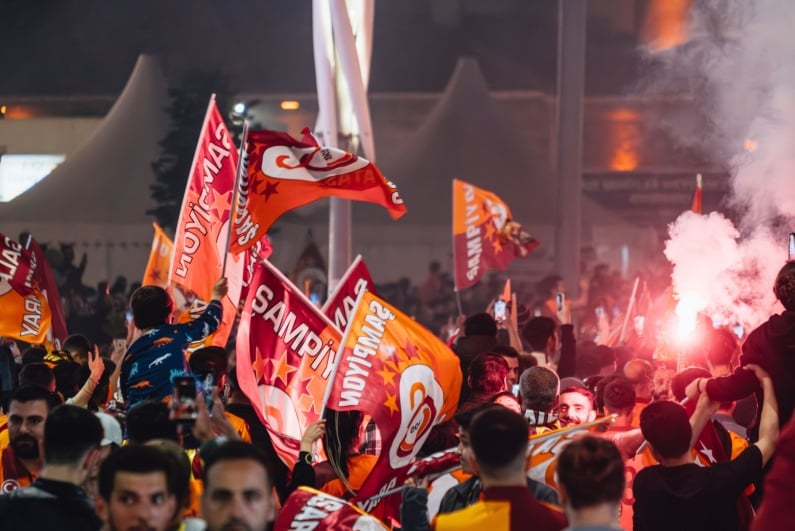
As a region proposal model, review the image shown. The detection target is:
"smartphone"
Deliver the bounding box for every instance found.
[494,299,507,321]
[555,292,565,312]
[125,310,133,324]
[170,376,198,423]
[595,306,606,319]
[512,383,520,397]
[789,232,795,261]
[196,373,215,414]
[113,338,126,350]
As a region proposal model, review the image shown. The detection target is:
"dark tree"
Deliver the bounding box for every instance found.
[148,70,237,230]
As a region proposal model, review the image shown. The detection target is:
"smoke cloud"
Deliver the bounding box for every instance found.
[646,0,795,328]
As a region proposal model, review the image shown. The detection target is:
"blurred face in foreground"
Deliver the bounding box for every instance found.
[202,458,275,531]
[557,391,596,427]
[456,428,479,476]
[99,471,176,531]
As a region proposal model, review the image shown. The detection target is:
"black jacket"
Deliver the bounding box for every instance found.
[0,477,103,531]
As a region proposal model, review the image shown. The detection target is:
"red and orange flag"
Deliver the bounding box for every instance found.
[321,255,375,330]
[324,290,462,522]
[452,179,539,291]
[142,223,173,288]
[229,128,406,254]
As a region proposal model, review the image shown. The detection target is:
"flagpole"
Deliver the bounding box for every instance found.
[318,287,367,419]
[221,120,249,275]
[618,276,640,344]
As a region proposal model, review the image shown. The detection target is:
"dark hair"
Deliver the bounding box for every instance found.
[519,366,559,412]
[602,377,636,414]
[558,435,625,509]
[469,407,528,472]
[490,345,519,359]
[99,445,177,501]
[594,345,616,369]
[323,409,363,481]
[467,354,509,394]
[464,313,498,338]
[130,285,173,330]
[21,346,47,366]
[43,405,103,465]
[77,359,116,410]
[63,334,92,361]
[189,346,228,378]
[521,317,556,351]
[640,401,691,459]
[19,362,55,390]
[536,275,562,298]
[705,328,738,368]
[490,390,520,408]
[670,367,711,402]
[126,400,178,444]
[454,402,502,430]
[53,360,82,399]
[203,440,274,490]
[560,386,595,408]
[10,384,61,410]
[774,261,795,310]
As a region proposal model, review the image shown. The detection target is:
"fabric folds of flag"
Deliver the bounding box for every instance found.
[143,223,174,288]
[170,96,241,348]
[324,291,462,522]
[229,128,406,254]
[236,260,342,467]
[322,255,375,330]
[0,233,53,344]
[452,179,539,291]
[274,487,388,531]
[26,237,67,347]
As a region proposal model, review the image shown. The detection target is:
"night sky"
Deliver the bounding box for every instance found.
[0,1,637,96]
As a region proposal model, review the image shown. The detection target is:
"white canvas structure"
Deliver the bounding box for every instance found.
[0,54,168,286]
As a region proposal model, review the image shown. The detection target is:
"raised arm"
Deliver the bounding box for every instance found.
[747,364,779,465]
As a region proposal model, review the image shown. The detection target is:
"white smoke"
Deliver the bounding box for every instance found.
[649,0,795,328]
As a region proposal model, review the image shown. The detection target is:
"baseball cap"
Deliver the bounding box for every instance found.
[96,411,123,447]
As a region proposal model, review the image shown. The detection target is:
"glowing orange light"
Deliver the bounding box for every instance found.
[744,138,758,152]
[280,100,300,111]
[0,105,6,114]
[674,293,703,344]
[642,0,692,51]
[606,108,640,172]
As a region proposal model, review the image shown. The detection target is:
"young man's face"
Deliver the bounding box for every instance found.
[456,428,479,476]
[202,459,275,531]
[99,471,176,531]
[501,356,520,387]
[557,391,596,427]
[8,399,48,461]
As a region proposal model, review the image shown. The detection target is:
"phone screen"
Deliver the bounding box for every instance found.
[196,373,215,414]
[789,233,795,261]
[494,300,507,321]
[556,292,565,312]
[170,376,198,423]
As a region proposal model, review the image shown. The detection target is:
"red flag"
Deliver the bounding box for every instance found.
[322,255,375,330]
[236,259,342,466]
[170,96,240,348]
[325,291,462,522]
[691,173,703,214]
[274,487,389,531]
[0,234,53,344]
[26,238,67,347]
[229,128,406,253]
[142,223,173,288]
[452,179,539,291]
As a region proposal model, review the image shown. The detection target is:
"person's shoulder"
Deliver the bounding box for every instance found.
[434,499,510,529]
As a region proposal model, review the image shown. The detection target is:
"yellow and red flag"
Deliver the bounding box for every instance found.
[236,259,342,467]
[142,223,173,288]
[229,128,406,254]
[275,487,388,531]
[452,179,539,291]
[324,291,462,522]
[321,255,375,331]
[0,234,53,344]
[170,96,241,348]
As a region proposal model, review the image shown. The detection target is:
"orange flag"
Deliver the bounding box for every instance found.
[142,223,173,287]
[452,179,539,291]
[0,233,53,344]
[691,173,702,214]
[324,290,462,522]
[170,95,241,348]
[229,128,406,254]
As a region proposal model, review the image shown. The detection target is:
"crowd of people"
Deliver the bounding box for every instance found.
[1,246,794,530]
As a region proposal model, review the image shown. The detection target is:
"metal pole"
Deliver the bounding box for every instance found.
[554,0,587,295]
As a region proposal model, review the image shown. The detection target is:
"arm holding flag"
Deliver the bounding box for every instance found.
[177,278,227,343]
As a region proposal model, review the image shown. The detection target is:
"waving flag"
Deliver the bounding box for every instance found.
[324,291,462,522]
[170,95,241,348]
[452,179,539,291]
[26,237,67,347]
[229,128,406,253]
[322,255,375,330]
[0,234,53,344]
[143,223,173,288]
[275,487,388,531]
[236,260,342,466]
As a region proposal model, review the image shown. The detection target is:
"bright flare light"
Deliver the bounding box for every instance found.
[674,293,704,344]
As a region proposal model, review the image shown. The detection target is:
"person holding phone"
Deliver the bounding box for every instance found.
[120,277,228,408]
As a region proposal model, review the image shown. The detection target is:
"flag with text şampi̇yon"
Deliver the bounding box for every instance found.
[170,96,241,348]
[26,237,67,347]
[452,179,540,291]
[325,291,462,523]
[0,234,53,344]
[228,128,406,254]
[142,223,173,288]
[321,255,375,331]
[274,487,388,531]
[236,259,342,467]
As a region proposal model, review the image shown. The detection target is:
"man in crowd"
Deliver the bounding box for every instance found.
[557,386,596,428]
[201,440,276,531]
[63,334,93,367]
[557,436,625,530]
[0,404,104,530]
[600,377,644,460]
[1,385,60,491]
[519,366,560,433]
[97,444,179,531]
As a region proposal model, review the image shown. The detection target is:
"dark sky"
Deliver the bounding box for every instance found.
[0,1,638,96]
